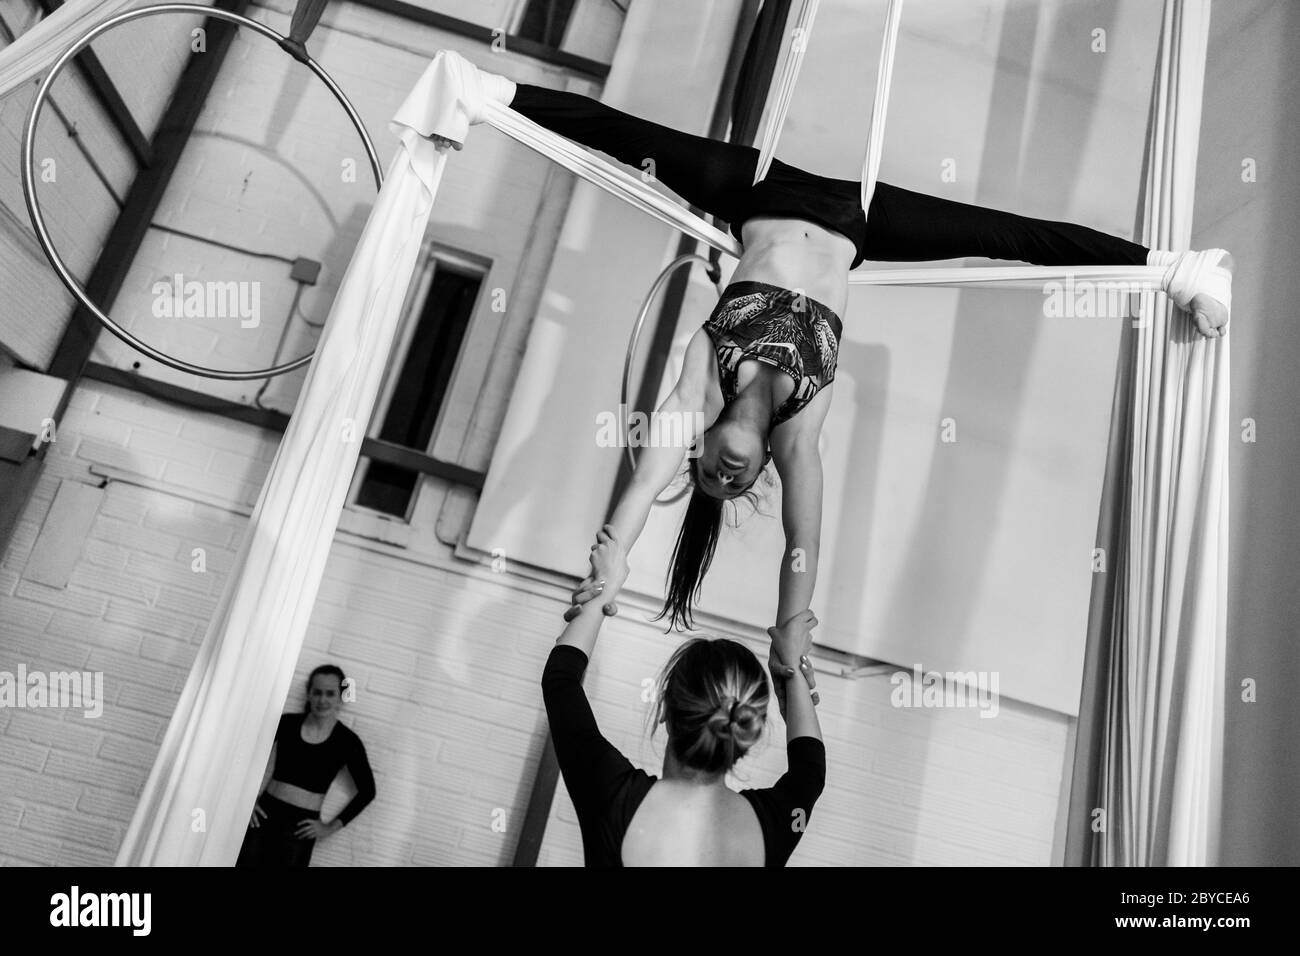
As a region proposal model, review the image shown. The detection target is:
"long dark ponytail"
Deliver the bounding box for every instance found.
[655,456,767,631]
[655,477,724,631]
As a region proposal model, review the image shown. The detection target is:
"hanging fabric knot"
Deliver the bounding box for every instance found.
[412,49,516,149]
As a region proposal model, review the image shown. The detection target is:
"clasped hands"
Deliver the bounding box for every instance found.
[563,526,819,710]
[564,524,626,622]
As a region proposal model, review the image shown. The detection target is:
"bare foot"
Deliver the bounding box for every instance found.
[1190,251,1234,338]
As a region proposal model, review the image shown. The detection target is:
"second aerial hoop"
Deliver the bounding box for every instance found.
[21,3,385,381]
[622,253,721,506]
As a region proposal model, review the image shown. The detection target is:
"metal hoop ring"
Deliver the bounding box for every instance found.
[21,4,385,381]
[622,253,722,506]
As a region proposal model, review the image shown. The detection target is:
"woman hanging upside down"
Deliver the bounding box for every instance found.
[436,52,1233,690]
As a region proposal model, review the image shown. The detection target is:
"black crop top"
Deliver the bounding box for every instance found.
[732,158,870,269]
[272,713,376,827]
[541,644,826,867]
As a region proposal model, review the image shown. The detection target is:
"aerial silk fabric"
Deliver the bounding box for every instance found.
[12,2,1222,864]
[751,0,820,185]
[116,51,464,865]
[1070,0,1227,867]
[750,0,902,213]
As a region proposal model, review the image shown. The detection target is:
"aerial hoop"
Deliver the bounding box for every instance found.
[21,3,385,381]
[622,252,722,506]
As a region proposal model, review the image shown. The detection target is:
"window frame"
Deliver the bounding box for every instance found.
[509,0,579,52]
[344,242,491,525]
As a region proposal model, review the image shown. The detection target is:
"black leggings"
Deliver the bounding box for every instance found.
[235,794,320,868]
[509,84,1149,267]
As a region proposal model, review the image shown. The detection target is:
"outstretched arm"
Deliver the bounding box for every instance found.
[566,329,717,619]
[769,611,823,744]
[557,526,629,658]
[770,383,832,626]
[767,385,832,709]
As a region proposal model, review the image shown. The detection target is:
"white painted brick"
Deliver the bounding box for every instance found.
[81,539,131,571]
[73,846,119,866]
[46,612,144,656]
[59,407,132,446]
[141,507,239,548]
[91,515,182,559]
[151,587,218,624]
[3,764,84,811]
[94,391,186,434]
[88,704,168,744]
[326,630,416,675]
[162,461,262,507]
[14,580,109,618]
[22,805,122,852]
[207,449,270,484]
[3,709,103,757]
[124,551,219,596]
[0,596,54,634]
[98,734,160,771]
[178,417,279,460]
[0,737,48,773]
[438,740,538,784]
[126,427,215,467]
[103,601,199,641]
[0,802,20,828]
[0,622,90,669]
[96,487,152,525]
[0,520,39,566]
[86,647,187,692]
[385,758,476,797]
[176,543,238,575]
[66,387,99,413]
[75,438,168,479]
[138,633,200,670]
[115,682,180,718]
[410,841,463,867]
[0,825,65,867]
[457,822,515,862]
[40,750,138,798]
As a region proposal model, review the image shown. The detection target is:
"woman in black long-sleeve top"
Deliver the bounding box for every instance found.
[237,664,376,867]
[542,525,825,867]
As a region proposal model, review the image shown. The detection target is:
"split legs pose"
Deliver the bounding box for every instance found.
[437,53,1232,697]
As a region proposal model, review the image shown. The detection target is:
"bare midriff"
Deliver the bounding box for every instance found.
[265,779,325,812]
[731,216,855,318]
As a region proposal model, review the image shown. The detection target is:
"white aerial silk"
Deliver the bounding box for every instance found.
[115,52,468,864]
[750,0,901,212]
[751,0,820,185]
[1097,0,1227,867]
[5,1,1224,865]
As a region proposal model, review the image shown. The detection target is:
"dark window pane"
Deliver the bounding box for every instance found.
[353,461,418,516]
[378,267,480,452]
[518,0,577,48]
[354,263,482,518]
